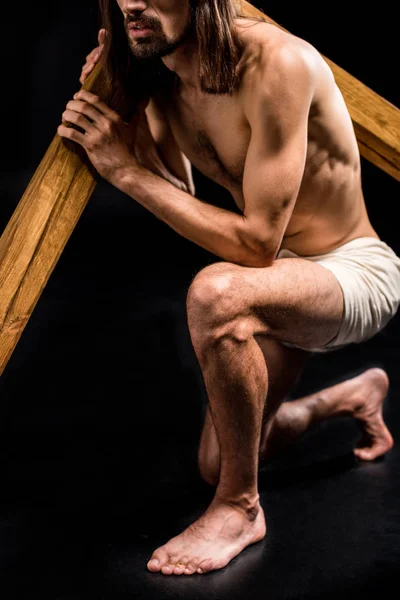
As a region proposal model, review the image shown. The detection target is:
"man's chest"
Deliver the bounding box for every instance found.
[165,91,251,194]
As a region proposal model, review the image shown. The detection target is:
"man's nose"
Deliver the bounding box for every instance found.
[123,0,149,13]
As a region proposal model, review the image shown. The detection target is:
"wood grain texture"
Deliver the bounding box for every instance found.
[0,60,132,376]
[239,1,400,181]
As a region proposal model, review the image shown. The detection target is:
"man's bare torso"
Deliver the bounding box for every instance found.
[157,18,379,256]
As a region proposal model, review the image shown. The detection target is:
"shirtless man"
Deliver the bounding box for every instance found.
[59,0,400,576]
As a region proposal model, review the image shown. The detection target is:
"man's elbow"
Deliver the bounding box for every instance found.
[241,254,275,268]
[239,244,276,268]
[238,229,278,268]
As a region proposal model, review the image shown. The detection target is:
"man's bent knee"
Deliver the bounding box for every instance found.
[186,262,276,354]
[186,263,238,312]
[186,263,244,332]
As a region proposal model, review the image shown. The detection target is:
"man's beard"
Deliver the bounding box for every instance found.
[125,17,194,61]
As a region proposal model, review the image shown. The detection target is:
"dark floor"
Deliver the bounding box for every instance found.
[1,165,400,599]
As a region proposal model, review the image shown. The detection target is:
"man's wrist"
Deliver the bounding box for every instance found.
[112,161,144,194]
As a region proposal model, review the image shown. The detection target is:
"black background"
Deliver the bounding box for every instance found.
[0,2,399,598]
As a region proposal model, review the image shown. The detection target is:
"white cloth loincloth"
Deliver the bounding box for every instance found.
[277,237,400,353]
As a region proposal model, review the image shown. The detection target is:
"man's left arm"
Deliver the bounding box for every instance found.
[238,45,315,266]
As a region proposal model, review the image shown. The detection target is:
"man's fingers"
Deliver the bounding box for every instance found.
[86,47,98,62]
[79,63,95,84]
[65,100,106,126]
[74,90,121,122]
[82,62,95,76]
[86,44,103,63]
[81,40,105,83]
[79,70,90,85]
[57,123,86,146]
[81,28,106,84]
[98,28,106,45]
[62,109,95,133]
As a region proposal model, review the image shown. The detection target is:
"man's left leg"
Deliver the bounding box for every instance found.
[147,257,345,576]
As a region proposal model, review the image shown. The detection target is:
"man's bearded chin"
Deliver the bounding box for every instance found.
[126,20,194,61]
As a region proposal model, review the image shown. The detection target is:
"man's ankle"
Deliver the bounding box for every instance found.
[213,490,261,518]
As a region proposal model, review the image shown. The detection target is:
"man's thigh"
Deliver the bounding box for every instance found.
[192,257,345,351]
[244,257,343,349]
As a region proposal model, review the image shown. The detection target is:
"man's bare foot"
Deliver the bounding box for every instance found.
[349,368,393,460]
[265,367,393,462]
[147,498,266,575]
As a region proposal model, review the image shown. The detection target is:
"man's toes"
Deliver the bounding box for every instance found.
[161,564,175,575]
[173,556,190,575]
[354,439,393,461]
[183,557,201,575]
[354,447,381,460]
[197,558,213,574]
[147,548,169,572]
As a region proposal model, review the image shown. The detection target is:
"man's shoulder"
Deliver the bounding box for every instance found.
[236,18,321,88]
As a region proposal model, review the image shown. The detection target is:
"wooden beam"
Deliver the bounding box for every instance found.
[239,1,400,181]
[0,61,132,376]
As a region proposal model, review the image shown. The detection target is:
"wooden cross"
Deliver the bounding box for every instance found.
[1,0,399,376]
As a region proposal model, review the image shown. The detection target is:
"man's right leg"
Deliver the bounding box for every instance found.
[198,338,393,486]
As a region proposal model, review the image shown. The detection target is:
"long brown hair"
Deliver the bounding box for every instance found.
[98,0,265,99]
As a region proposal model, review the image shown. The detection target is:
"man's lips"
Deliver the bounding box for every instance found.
[127,23,155,31]
[128,23,156,38]
[129,27,155,38]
